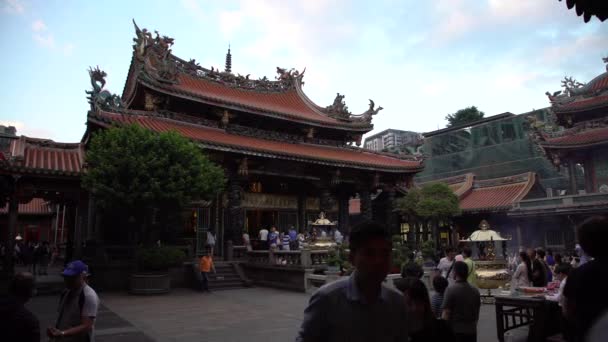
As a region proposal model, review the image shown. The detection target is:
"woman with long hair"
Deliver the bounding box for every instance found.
[396,278,454,341]
[512,251,532,288]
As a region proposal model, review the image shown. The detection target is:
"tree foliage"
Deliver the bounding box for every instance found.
[397,183,460,220]
[83,125,225,240]
[445,106,485,128]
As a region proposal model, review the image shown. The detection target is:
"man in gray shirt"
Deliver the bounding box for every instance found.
[442,261,481,342]
[296,221,408,342]
[47,260,100,342]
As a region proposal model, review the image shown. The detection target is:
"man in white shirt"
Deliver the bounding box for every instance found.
[259,227,269,241]
[437,247,456,281]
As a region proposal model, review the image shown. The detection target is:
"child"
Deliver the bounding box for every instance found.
[545,263,571,307]
[431,276,449,318]
[199,251,216,292]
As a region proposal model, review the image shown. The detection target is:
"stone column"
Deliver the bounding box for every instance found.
[385,188,398,236]
[583,158,595,193]
[568,161,578,195]
[225,176,244,245]
[337,192,350,233]
[320,189,333,215]
[297,193,306,233]
[359,188,372,221]
[5,192,18,274]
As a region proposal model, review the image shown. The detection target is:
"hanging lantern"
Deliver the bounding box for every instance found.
[331,170,341,186]
[238,158,248,176]
[372,173,380,188]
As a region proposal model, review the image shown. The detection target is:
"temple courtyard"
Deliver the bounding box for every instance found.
[28,287,500,342]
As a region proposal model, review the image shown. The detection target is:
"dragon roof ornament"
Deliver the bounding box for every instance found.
[324,94,383,123]
[85,66,122,110]
[545,57,608,107]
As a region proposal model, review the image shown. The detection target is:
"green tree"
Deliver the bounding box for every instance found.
[445,106,485,127]
[396,183,460,254]
[83,124,225,243]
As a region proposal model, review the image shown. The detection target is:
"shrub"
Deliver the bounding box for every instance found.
[136,246,186,271]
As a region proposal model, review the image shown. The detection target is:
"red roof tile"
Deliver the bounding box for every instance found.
[554,94,608,112]
[142,73,368,129]
[0,198,52,215]
[93,111,422,172]
[423,172,536,213]
[542,126,608,148]
[3,136,83,176]
[460,183,530,212]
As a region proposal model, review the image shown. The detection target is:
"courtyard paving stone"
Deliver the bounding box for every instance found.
[29,287,500,342]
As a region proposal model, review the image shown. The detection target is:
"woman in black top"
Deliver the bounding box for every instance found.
[397,278,454,341]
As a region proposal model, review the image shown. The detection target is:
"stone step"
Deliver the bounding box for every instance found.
[208,280,247,289]
[208,274,241,281]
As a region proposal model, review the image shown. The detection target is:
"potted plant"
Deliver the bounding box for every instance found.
[326,248,342,273]
[421,240,437,267]
[130,245,186,295]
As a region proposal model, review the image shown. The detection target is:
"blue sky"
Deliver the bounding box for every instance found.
[0,0,606,142]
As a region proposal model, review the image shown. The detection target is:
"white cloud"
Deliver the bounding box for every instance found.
[32,20,47,32]
[487,0,547,19]
[63,43,74,56]
[2,0,24,14]
[33,32,55,48]
[180,0,205,21]
[31,19,55,48]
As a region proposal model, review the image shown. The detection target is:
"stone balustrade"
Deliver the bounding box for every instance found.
[243,249,330,268]
[303,271,403,293]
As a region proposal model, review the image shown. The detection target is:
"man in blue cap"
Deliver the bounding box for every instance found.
[47,260,99,342]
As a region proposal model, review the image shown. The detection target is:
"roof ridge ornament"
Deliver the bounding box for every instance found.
[132,20,177,83]
[325,93,350,118]
[85,66,122,110]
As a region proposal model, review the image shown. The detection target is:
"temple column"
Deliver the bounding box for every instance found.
[385,187,398,236]
[568,161,578,195]
[359,188,372,221]
[583,158,595,193]
[337,192,350,234]
[320,189,333,215]
[297,193,306,233]
[225,175,244,245]
[5,192,18,274]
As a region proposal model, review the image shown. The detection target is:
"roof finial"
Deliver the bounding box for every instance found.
[225,44,232,73]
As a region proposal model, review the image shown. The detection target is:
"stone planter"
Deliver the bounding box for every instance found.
[129,273,171,295]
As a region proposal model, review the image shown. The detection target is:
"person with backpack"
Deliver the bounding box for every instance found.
[47,260,99,341]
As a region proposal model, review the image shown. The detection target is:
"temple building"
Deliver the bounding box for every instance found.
[82,22,423,255]
[510,57,608,249]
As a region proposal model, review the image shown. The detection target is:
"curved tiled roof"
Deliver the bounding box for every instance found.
[553,94,608,113]
[541,126,608,148]
[0,198,52,215]
[1,136,83,176]
[420,172,536,213]
[91,110,422,172]
[139,73,372,131]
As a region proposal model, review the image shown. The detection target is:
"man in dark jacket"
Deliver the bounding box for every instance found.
[0,272,40,342]
[528,248,547,287]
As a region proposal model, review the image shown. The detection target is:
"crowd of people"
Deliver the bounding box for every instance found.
[242,225,345,252]
[1,239,60,275]
[297,216,608,342]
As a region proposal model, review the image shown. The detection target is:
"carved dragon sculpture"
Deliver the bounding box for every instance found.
[85,66,122,110]
[350,100,383,122]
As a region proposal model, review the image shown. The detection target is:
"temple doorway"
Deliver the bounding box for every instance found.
[246,210,277,237]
